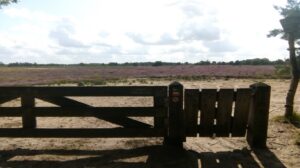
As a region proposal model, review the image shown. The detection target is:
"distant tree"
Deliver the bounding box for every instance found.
[268,0,300,118]
[234,60,241,65]
[195,60,211,65]
[108,62,118,66]
[152,61,163,66]
[273,59,286,65]
[0,0,18,8]
[132,62,138,66]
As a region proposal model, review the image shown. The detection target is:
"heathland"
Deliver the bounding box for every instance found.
[0,65,299,167]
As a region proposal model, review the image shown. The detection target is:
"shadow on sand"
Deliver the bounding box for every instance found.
[0,145,286,168]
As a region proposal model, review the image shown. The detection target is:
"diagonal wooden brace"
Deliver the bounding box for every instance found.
[37,96,152,128]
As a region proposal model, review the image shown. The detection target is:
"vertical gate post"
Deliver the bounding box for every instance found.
[247,82,271,148]
[21,90,36,129]
[164,81,185,147]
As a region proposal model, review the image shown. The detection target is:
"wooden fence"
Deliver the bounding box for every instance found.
[0,86,168,138]
[185,88,252,137]
[0,82,271,148]
[184,82,271,148]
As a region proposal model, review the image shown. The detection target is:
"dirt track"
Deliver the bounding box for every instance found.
[0,79,299,168]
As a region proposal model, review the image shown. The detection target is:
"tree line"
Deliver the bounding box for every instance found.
[0,58,293,67]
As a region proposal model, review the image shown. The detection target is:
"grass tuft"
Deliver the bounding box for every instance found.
[273,115,289,123]
[137,78,148,84]
[77,79,107,86]
[273,113,300,146]
[296,133,300,146]
[273,112,300,125]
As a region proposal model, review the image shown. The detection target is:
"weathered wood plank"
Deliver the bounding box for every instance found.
[231,89,251,137]
[21,95,36,128]
[0,128,164,138]
[37,96,152,128]
[184,89,199,137]
[0,86,167,97]
[0,108,21,116]
[199,89,217,137]
[154,96,167,128]
[215,89,234,137]
[0,107,165,117]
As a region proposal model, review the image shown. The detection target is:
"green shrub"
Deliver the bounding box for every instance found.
[77,82,85,87]
[275,65,290,77]
[92,80,107,85]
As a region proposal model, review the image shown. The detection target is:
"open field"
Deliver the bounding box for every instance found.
[0,77,299,167]
[0,65,276,86]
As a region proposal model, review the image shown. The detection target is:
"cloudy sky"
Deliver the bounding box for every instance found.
[0,0,289,64]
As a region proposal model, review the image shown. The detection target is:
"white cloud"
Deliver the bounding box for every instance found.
[126,32,178,45]
[0,0,290,63]
[178,18,221,41]
[3,7,57,22]
[49,19,88,48]
[203,39,238,53]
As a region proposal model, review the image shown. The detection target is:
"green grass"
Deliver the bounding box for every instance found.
[52,80,72,86]
[273,113,300,146]
[273,112,300,124]
[77,79,107,86]
[136,78,148,84]
[296,133,300,146]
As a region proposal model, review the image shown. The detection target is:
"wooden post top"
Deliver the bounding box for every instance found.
[169,81,183,87]
[250,82,271,88]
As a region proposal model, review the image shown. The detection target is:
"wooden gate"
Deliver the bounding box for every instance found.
[0,86,167,138]
[184,88,252,137]
[0,82,271,148]
[184,83,271,148]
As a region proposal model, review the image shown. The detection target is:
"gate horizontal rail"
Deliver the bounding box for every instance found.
[0,128,165,138]
[0,86,167,97]
[0,107,165,117]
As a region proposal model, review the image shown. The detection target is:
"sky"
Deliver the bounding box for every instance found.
[0,0,290,64]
